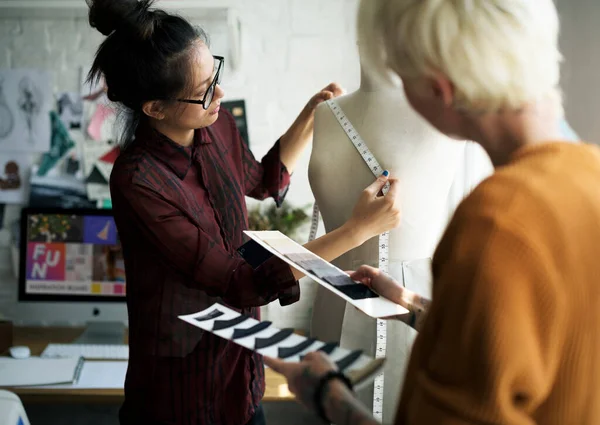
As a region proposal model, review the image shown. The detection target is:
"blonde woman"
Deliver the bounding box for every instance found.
[267,0,600,424]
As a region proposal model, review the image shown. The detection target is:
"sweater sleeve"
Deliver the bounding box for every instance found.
[396,207,568,424]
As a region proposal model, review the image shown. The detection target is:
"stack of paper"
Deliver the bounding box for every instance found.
[0,357,84,387]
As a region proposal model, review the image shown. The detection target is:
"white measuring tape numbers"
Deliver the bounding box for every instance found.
[309,99,389,420]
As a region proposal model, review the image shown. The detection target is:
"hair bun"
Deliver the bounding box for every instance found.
[87,0,157,39]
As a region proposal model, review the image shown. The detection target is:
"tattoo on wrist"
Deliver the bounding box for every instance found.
[301,366,321,409]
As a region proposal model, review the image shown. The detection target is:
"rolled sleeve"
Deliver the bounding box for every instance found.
[244,139,291,206]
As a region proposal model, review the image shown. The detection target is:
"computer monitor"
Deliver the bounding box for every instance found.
[18,207,127,344]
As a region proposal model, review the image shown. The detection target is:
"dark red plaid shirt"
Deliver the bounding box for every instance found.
[110,109,299,425]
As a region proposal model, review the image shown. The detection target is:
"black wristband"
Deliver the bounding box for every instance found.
[314,371,353,423]
[408,310,417,328]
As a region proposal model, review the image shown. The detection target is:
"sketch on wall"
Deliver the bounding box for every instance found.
[0,76,14,139]
[57,92,84,130]
[0,69,52,153]
[18,76,43,140]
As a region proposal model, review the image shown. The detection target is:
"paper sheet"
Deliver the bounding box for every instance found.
[0,356,82,387]
[33,361,127,389]
[81,141,117,201]
[86,103,115,142]
[180,303,385,388]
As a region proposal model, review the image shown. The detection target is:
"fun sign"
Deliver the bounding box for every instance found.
[26,243,66,281]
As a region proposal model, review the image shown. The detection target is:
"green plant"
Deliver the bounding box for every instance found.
[247,201,311,242]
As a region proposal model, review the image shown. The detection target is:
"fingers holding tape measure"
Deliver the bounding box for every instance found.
[349,172,402,242]
[363,171,390,197]
[307,82,346,111]
[385,176,400,198]
[366,172,399,199]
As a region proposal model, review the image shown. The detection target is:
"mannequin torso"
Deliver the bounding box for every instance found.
[310,83,464,262]
[309,67,492,420]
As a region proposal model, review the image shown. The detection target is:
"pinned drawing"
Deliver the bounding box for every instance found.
[0,76,14,139]
[0,69,52,153]
[82,141,120,202]
[18,76,43,142]
[57,92,84,130]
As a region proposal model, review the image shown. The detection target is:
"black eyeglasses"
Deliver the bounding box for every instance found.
[177,55,224,110]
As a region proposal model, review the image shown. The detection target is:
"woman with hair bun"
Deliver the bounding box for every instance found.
[86,0,402,424]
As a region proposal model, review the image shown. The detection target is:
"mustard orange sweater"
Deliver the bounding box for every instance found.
[396,142,600,424]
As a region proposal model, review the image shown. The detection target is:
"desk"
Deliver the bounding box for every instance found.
[6,326,293,404]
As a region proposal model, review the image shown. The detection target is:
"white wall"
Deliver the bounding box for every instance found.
[555,0,600,144]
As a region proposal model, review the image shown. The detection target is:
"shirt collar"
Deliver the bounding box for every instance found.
[135,124,213,180]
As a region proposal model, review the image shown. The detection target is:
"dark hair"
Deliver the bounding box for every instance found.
[86,0,208,147]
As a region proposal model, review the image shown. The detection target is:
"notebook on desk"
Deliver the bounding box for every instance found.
[38,361,127,389]
[0,356,84,387]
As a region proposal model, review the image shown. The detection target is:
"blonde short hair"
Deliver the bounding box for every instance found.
[358,0,563,112]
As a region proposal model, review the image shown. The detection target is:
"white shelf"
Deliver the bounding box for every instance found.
[0,0,234,19]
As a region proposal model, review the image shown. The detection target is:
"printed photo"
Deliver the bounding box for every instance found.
[27,214,84,243]
[84,216,117,245]
[65,243,93,283]
[92,244,124,282]
[0,154,31,204]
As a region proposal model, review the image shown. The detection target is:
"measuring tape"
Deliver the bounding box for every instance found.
[309,99,389,420]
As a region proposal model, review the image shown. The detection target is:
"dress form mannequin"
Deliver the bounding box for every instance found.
[308,42,492,420]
